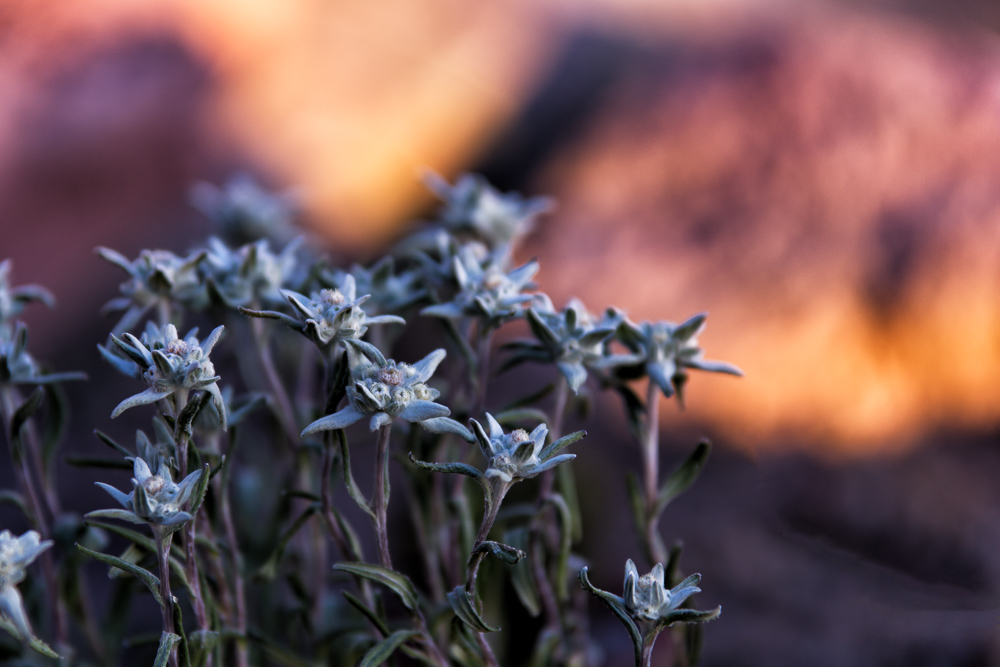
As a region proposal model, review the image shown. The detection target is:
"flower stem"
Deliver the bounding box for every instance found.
[154,528,179,667]
[250,314,299,443]
[643,380,666,565]
[373,424,392,570]
[473,327,494,417]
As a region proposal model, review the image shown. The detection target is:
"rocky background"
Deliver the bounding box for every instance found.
[2,0,1000,664]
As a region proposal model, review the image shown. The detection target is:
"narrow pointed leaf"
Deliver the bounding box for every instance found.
[334,562,418,612]
[111,388,174,419]
[471,541,525,565]
[342,591,390,637]
[504,528,540,616]
[419,417,474,442]
[77,544,163,606]
[579,567,642,666]
[655,440,711,516]
[538,429,586,462]
[339,431,375,520]
[448,586,499,632]
[358,630,421,667]
[153,632,182,667]
[9,387,43,442]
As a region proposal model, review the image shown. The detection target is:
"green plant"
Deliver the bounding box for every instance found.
[0,172,740,666]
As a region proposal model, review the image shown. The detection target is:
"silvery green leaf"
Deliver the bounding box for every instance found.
[448,585,500,633]
[343,338,387,367]
[365,314,407,326]
[338,431,375,520]
[153,632,182,667]
[526,309,560,349]
[471,540,525,565]
[111,388,174,419]
[334,562,419,611]
[358,630,421,667]
[544,493,573,600]
[341,591,390,637]
[203,382,228,431]
[176,466,206,510]
[648,360,676,397]
[98,344,141,378]
[579,327,615,348]
[77,543,163,606]
[469,418,494,459]
[557,361,588,394]
[301,404,365,437]
[84,508,147,525]
[506,261,538,288]
[539,429,586,462]
[673,312,707,341]
[281,289,315,319]
[397,400,450,423]
[512,438,535,465]
[110,334,150,367]
[369,412,391,431]
[504,528,540,616]
[237,306,304,331]
[421,302,465,319]
[408,453,483,480]
[94,482,132,509]
[655,440,711,516]
[657,606,722,628]
[409,348,446,383]
[579,567,642,666]
[419,417,474,442]
[0,585,31,639]
[526,454,575,477]
[96,246,133,272]
[201,325,225,356]
[684,358,744,376]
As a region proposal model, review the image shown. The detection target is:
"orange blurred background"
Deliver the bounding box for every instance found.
[4,0,1000,456]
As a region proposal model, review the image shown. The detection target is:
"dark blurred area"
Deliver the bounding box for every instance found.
[3,0,1000,664]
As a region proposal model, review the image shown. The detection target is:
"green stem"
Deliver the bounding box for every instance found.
[373,424,392,570]
[154,528,179,667]
[644,380,666,565]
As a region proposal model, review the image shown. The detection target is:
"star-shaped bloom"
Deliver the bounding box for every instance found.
[202,236,304,308]
[421,244,539,330]
[0,530,53,641]
[580,559,720,667]
[240,274,405,352]
[614,313,743,401]
[97,246,208,333]
[95,451,204,527]
[99,323,226,428]
[502,297,619,393]
[301,348,464,435]
[321,256,426,317]
[424,171,553,251]
[473,413,579,484]
[189,173,299,245]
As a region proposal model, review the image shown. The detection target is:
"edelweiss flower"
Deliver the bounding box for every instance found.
[97,247,208,333]
[190,173,299,245]
[0,530,52,640]
[100,323,226,428]
[623,560,702,621]
[95,452,203,526]
[614,313,743,400]
[503,297,619,393]
[301,348,462,435]
[321,256,426,317]
[241,274,405,351]
[202,236,303,308]
[424,172,553,251]
[421,244,539,329]
[473,413,578,484]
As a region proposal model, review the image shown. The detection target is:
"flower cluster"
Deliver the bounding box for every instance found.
[473,413,578,484]
[202,236,304,308]
[190,173,298,245]
[301,348,463,435]
[421,244,540,330]
[100,323,226,428]
[424,171,552,251]
[616,313,744,400]
[98,247,208,333]
[95,450,203,527]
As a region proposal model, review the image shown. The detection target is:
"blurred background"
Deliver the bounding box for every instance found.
[3,0,1000,664]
